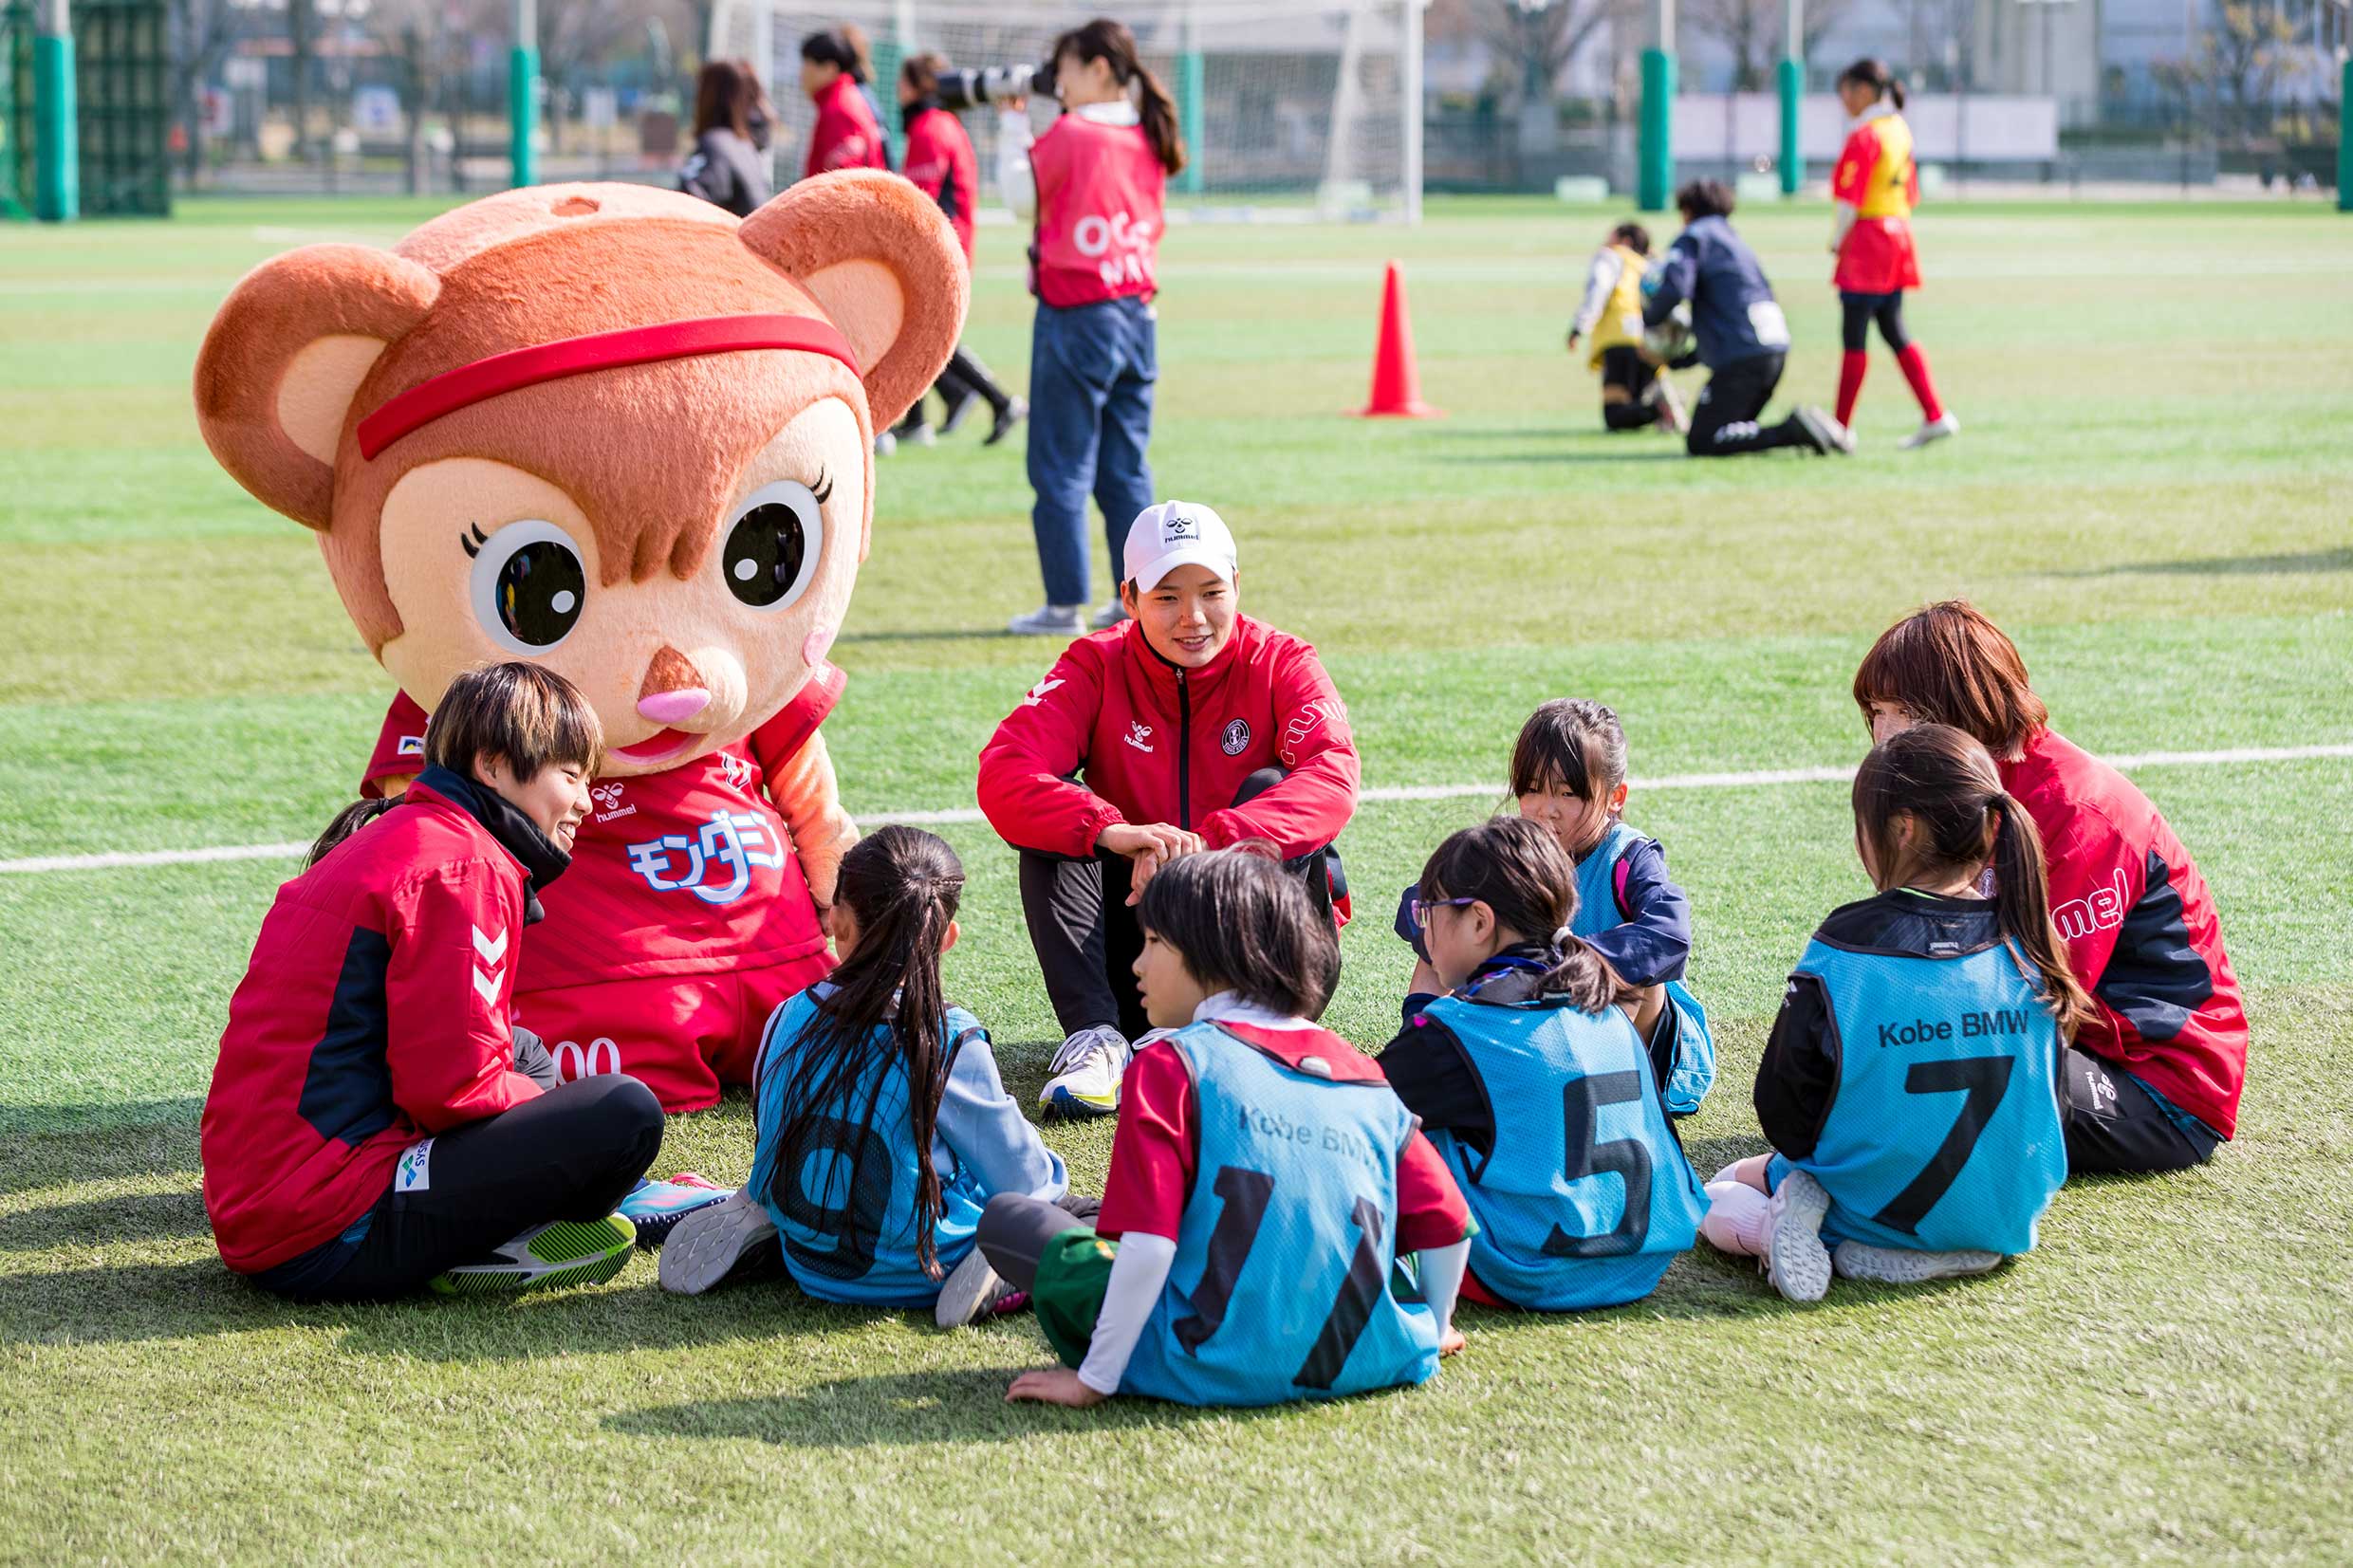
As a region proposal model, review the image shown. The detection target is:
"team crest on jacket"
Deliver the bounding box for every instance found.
[1221,719,1250,756]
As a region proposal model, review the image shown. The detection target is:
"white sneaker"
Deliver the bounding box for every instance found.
[897,423,936,448]
[1762,1170,1834,1302]
[1832,1241,2003,1283]
[1008,603,1084,636]
[1651,377,1688,435]
[1899,412,1959,450]
[873,430,898,457]
[934,1245,1016,1327]
[1040,1024,1131,1118]
[1090,602,1130,631]
[658,1188,779,1296]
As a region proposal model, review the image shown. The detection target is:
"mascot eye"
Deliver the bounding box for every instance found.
[467,519,587,654]
[720,479,825,612]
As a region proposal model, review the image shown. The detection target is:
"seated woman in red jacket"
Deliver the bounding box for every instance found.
[977,500,1360,1119]
[1853,601,2249,1173]
[202,663,664,1301]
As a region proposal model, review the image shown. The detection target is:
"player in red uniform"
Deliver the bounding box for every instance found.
[893,52,1025,448]
[1854,601,2249,1172]
[799,29,889,177]
[1828,59,1955,450]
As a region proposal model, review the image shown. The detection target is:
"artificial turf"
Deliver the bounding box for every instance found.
[0,192,2347,1563]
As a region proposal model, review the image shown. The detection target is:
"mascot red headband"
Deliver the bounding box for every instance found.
[355,314,861,460]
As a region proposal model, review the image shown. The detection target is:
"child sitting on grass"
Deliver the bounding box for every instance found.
[658,826,1084,1316]
[973,848,1473,1409]
[1701,725,2088,1301]
[1399,699,1714,1113]
[1566,222,1687,435]
[202,662,664,1301]
[1380,818,1706,1312]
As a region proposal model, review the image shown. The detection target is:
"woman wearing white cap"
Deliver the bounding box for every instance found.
[978,501,1361,1116]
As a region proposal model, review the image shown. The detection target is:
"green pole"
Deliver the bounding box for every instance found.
[1638,49,1675,212]
[2340,56,2351,212]
[1778,0,1802,195]
[510,0,539,187]
[1176,47,1203,194]
[33,0,77,222]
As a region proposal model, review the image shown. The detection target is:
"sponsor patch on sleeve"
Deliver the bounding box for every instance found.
[394,1137,434,1194]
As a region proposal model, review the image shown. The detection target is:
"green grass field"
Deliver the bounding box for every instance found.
[2,192,2349,1564]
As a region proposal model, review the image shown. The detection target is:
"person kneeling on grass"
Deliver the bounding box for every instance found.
[1380,818,1707,1313]
[977,499,1359,1120]
[658,826,1092,1319]
[970,850,1473,1409]
[1701,725,2090,1301]
[201,663,665,1301]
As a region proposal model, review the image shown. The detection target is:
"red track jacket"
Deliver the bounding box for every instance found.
[805,74,888,178]
[900,103,976,263]
[977,616,1359,861]
[2001,728,2249,1136]
[200,774,547,1273]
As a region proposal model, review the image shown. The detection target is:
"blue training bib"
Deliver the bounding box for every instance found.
[1118,1024,1444,1407]
[1573,821,1714,1116]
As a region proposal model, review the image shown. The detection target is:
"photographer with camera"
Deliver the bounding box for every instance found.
[894,53,1028,449]
[985,19,1186,637]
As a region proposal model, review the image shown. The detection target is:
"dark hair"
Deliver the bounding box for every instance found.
[306,797,398,870]
[694,58,755,138]
[1418,818,1639,1016]
[423,662,603,784]
[1609,221,1651,255]
[1051,17,1186,175]
[800,28,866,83]
[1676,178,1735,220]
[899,50,945,97]
[1510,698,1628,806]
[1138,849,1337,1019]
[1837,57,1906,111]
[1852,726,2095,1040]
[769,826,967,1275]
[1853,600,2050,759]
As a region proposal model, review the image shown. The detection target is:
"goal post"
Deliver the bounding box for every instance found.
[710,0,1427,220]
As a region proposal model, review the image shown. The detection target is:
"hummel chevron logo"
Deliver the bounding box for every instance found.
[471,923,506,1006]
[472,926,508,965]
[1022,677,1065,708]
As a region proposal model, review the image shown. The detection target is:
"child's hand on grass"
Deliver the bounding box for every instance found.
[1007,1368,1107,1407]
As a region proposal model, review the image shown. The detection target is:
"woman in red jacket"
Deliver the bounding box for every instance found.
[201,664,663,1301]
[978,500,1360,1117]
[799,28,889,178]
[1852,602,2249,1173]
[894,52,1025,447]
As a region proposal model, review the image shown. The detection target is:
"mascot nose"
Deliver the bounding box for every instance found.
[637,646,711,725]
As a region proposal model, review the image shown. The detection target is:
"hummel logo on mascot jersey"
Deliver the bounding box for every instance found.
[591,783,636,823]
[1221,719,1251,756]
[1125,722,1155,753]
[2052,867,2131,943]
[471,924,507,1006]
[1023,677,1065,708]
[627,811,787,905]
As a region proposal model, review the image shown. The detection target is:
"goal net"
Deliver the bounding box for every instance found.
[709,0,1424,220]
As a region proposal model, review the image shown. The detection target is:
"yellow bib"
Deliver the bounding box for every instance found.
[1857,115,1915,219]
[1587,244,1648,369]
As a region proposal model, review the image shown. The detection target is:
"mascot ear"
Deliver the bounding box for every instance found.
[737,169,967,433]
[193,244,441,530]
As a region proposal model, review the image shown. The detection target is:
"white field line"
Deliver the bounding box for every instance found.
[4,742,2347,878]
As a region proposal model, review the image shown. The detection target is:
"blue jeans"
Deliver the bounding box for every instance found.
[1027,296,1157,606]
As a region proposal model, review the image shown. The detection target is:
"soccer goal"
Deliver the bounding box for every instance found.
[710,0,1426,221]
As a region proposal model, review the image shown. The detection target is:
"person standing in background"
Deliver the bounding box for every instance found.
[993,18,1183,636]
[678,60,771,218]
[896,52,1028,449]
[800,28,888,177]
[1828,58,1957,450]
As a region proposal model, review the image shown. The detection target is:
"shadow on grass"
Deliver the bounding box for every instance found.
[2051,547,2353,579]
[0,1111,199,1196]
[0,1190,209,1251]
[1438,450,1687,466]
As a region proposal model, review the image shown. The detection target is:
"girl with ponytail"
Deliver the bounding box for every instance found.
[993,18,1183,634]
[1828,56,1956,449]
[1701,725,2084,1303]
[1378,816,1707,1313]
[659,827,1084,1319]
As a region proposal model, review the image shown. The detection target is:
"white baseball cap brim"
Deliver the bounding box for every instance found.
[1123,499,1238,592]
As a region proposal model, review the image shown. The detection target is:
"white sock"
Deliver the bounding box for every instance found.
[1700,1180,1769,1257]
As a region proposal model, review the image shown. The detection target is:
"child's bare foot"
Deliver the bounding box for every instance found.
[1439,1325,1468,1356]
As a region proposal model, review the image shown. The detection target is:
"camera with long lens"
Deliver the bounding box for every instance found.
[935,63,1055,112]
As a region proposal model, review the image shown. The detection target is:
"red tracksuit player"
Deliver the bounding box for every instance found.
[977,500,1360,1119]
[800,29,890,177]
[204,665,662,1301]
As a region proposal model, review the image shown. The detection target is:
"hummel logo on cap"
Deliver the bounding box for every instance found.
[1164,511,1199,542]
[1124,499,1237,592]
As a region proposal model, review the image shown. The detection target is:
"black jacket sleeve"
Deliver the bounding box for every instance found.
[1753,972,1841,1160]
[1376,1013,1494,1160]
[1579,838,1693,987]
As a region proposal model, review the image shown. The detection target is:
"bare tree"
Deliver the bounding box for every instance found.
[1471,0,1630,153]
[168,0,252,185]
[1682,0,1857,92]
[2156,1,2302,139]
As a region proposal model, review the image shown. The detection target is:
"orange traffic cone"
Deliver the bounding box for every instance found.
[1353,260,1440,418]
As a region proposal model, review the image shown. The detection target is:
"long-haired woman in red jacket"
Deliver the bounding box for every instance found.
[798,28,889,177]
[978,501,1360,1119]
[893,52,1026,448]
[201,665,663,1301]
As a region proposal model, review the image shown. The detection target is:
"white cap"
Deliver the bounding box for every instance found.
[1122,500,1238,592]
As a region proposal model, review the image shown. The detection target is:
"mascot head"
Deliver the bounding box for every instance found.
[193,174,964,777]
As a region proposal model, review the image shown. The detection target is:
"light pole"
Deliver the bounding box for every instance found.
[1639,0,1676,209]
[1779,0,1804,194]
[510,0,539,187]
[33,0,77,222]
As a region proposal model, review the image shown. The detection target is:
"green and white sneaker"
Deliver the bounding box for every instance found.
[1833,1241,2003,1284]
[428,1214,636,1297]
[1762,1171,1833,1303]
